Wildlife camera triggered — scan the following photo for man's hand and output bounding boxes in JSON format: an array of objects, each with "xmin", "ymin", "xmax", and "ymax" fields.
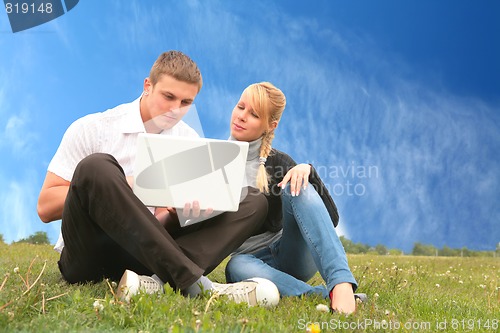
[
  {"xmin": 180, "ymin": 201, "xmax": 214, "ymax": 224},
  {"xmin": 155, "ymin": 207, "xmax": 180, "ymax": 234},
  {"xmin": 126, "ymin": 176, "xmax": 134, "ymax": 188},
  {"xmin": 156, "ymin": 201, "xmax": 214, "ymax": 231}
]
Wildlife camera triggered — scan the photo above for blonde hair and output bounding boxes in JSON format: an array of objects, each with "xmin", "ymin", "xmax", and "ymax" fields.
[
  {"xmin": 244, "ymin": 82, "xmax": 286, "ymax": 193},
  {"xmin": 149, "ymin": 51, "xmax": 203, "ymax": 92}
]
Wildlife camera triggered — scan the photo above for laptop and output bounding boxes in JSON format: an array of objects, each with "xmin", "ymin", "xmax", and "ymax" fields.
[{"xmin": 133, "ymin": 133, "xmax": 249, "ymax": 217}]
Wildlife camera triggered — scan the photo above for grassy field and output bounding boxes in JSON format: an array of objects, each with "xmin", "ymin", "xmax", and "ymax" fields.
[{"xmin": 0, "ymin": 242, "xmax": 498, "ymax": 332}]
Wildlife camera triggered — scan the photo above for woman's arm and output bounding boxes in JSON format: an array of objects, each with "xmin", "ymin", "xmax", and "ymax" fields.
[{"xmin": 270, "ymin": 149, "xmax": 339, "ymax": 227}]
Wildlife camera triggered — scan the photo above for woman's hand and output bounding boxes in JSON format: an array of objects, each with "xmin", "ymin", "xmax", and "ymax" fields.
[{"xmin": 278, "ymin": 164, "xmax": 311, "ymax": 196}]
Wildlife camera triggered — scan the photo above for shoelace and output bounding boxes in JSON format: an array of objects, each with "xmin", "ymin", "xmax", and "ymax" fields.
[
  {"xmin": 216, "ymin": 283, "xmax": 255, "ymax": 304},
  {"xmin": 140, "ymin": 278, "xmax": 161, "ymax": 293}
]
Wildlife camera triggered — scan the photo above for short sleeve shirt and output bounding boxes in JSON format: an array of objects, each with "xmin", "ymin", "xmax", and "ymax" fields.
[
  {"xmin": 50, "ymin": 97, "xmax": 199, "ymax": 252},
  {"xmin": 48, "ymin": 97, "xmax": 199, "ymax": 180}
]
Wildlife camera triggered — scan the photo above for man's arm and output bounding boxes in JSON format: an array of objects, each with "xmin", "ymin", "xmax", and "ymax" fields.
[{"xmin": 37, "ymin": 172, "xmax": 70, "ymax": 223}]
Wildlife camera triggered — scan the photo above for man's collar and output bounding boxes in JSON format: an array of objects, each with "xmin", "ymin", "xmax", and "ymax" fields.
[{"xmin": 120, "ymin": 97, "xmax": 146, "ymax": 134}]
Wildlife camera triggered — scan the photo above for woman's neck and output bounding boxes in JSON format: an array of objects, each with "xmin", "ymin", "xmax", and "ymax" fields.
[{"xmin": 229, "ymin": 136, "xmax": 262, "ymax": 161}]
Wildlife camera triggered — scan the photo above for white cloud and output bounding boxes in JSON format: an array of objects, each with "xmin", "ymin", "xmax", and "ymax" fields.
[
  {"xmin": 0, "ymin": 170, "xmax": 60, "ymax": 244},
  {"xmin": 0, "ymin": 84, "xmax": 5, "ymax": 117},
  {"xmin": 121, "ymin": 0, "xmax": 498, "ymax": 249},
  {"xmin": 2, "ymin": 0, "xmax": 496, "ymax": 250},
  {"xmin": 1, "ymin": 180, "xmax": 30, "ymax": 240},
  {"xmin": 0, "ymin": 39, "xmax": 51, "ymax": 243},
  {"xmin": 106, "ymin": 0, "xmax": 163, "ymax": 52},
  {"xmin": 0, "ymin": 12, "xmax": 11, "ymax": 32},
  {"xmin": 326, "ymin": 77, "xmax": 499, "ymax": 249},
  {"xmin": 1, "ymin": 111, "xmax": 39, "ymax": 156},
  {"xmin": 178, "ymin": 3, "xmax": 499, "ymax": 250},
  {"xmin": 0, "ymin": 153, "xmax": 60, "ymax": 243}
]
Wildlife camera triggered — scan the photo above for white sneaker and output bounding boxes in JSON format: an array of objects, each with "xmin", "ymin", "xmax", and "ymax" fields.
[
  {"xmin": 212, "ymin": 277, "xmax": 280, "ymax": 307},
  {"xmin": 116, "ymin": 269, "xmax": 164, "ymax": 302}
]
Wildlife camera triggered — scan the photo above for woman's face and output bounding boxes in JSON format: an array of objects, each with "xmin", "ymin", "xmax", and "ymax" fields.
[{"xmin": 230, "ymin": 91, "xmax": 267, "ymax": 142}]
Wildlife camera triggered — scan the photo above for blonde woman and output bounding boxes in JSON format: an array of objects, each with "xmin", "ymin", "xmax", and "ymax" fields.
[{"xmin": 226, "ymin": 82, "xmax": 363, "ymax": 314}]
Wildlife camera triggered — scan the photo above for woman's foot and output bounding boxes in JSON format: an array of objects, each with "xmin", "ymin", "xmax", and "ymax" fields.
[{"xmin": 329, "ymin": 282, "xmax": 356, "ymax": 314}]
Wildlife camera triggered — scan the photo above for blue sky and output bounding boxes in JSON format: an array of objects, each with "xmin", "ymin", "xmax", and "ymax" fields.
[{"xmin": 0, "ymin": 0, "xmax": 498, "ymax": 252}]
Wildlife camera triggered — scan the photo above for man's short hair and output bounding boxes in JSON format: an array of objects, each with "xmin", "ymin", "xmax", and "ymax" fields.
[{"xmin": 149, "ymin": 51, "xmax": 203, "ymax": 92}]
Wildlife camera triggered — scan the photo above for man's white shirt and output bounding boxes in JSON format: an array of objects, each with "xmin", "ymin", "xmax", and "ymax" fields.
[{"xmin": 49, "ymin": 97, "xmax": 198, "ymax": 252}]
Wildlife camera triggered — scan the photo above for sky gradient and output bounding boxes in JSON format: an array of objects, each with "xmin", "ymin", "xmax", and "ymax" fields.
[{"xmin": 1, "ymin": 0, "xmax": 499, "ymax": 252}]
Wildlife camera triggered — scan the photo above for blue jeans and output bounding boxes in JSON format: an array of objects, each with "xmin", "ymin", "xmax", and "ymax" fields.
[{"xmin": 225, "ymin": 184, "xmax": 357, "ymax": 298}]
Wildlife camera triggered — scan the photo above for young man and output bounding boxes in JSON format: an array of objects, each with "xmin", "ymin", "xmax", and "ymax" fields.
[{"xmin": 37, "ymin": 51, "xmax": 277, "ymax": 305}]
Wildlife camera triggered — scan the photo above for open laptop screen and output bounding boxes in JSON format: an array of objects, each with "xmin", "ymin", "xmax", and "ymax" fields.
[{"xmin": 133, "ymin": 133, "xmax": 249, "ymax": 214}]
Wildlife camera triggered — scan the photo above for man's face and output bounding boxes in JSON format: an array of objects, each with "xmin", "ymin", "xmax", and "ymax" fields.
[{"xmin": 141, "ymin": 74, "xmax": 199, "ymax": 132}]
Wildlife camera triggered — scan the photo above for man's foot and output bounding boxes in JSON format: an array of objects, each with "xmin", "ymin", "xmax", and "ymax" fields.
[
  {"xmin": 329, "ymin": 282, "xmax": 356, "ymax": 314},
  {"xmin": 116, "ymin": 269, "xmax": 164, "ymax": 302},
  {"xmin": 212, "ymin": 277, "xmax": 280, "ymax": 307}
]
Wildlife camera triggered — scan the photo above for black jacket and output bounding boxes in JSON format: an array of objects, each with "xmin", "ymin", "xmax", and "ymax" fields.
[{"xmin": 261, "ymin": 148, "xmax": 340, "ymax": 233}]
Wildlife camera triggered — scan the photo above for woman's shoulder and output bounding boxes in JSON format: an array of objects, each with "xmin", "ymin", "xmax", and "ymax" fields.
[
  {"xmin": 266, "ymin": 148, "xmax": 297, "ymax": 182},
  {"xmin": 268, "ymin": 148, "xmax": 295, "ymax": 165}
]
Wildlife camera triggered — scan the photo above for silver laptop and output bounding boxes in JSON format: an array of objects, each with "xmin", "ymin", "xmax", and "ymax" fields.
[{"xmin": 133, "ymin": 133, "xmax": 249, "ymax": 215}]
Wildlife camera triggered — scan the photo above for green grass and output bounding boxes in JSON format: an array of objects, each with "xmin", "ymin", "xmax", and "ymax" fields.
[{"xmin": 1, "ymin": 242, "xmax": 498, "ymax": 332}]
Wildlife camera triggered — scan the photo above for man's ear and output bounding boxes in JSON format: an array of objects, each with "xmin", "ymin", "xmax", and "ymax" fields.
[{"xmin": 143, "ymin": 77, "xmax": 152, "ymax": 92}]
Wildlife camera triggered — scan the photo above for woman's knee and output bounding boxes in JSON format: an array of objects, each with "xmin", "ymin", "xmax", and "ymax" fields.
[
  {"xmin": 225, "ymin": 254, "xmax": 261, "ymax": 283},
  {"xmin": 282, "ymin": 183, "xmax": 319, "ymax": 199}
]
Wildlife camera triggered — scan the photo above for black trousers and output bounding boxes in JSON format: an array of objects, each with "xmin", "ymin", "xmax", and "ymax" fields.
[{"xmin": 58, "ymin": 153, "xmax": 267, "ymax": 290}]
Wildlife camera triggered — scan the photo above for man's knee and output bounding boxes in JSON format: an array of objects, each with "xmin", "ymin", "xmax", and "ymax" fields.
[
  {"xmin": 73, "ymin": 153, "xmax": 123, "ymax": 183},
  {"xmin": 240, "ymin": 187, "xmax": 268, "ymax": 217},
  {"xmin": 76, "ymin": 153, "xmax": 117, "ymax": 171}
]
